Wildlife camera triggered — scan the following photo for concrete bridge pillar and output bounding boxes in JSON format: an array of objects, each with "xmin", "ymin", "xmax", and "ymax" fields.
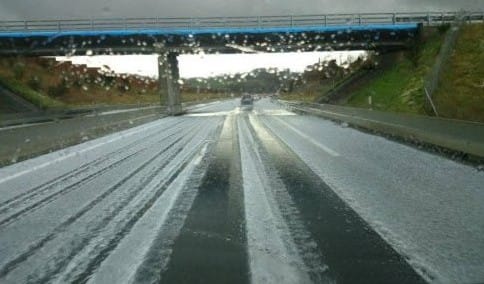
[{"xmin": 158, "ymin": 51, "xmax": 182, "ymax": 115}]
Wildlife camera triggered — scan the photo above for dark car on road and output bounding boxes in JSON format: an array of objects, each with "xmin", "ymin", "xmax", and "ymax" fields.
[{"xmin": 240, "ymin": 94, "xmax": 254, "ymax": 110}]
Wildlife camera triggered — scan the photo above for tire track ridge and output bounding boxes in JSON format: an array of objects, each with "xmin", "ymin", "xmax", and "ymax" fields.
[
  {"xmin": 135, "ymin": 116, "xmax": 230, "ymax": 284},
  {"xmin": 0, "ymin": 126, "xmax": 195, "ymax": 279},
  {"xmin": 0, "ymin": 152, "xmax": 139, "ymax": 229},
  {"xmin": 68, "ymin": 122, "xmax": 218, "ymax": 284},
  {"xmin": 246, "ymin": 114, "xmax": 332, "ymax": 283},
  {"xmin": 0, "ymin": 120, "xmax": 198, "ymax": 228},
  {"xmin": 158, "ymin": 114, "xmax": 250, "ymax": 284},
  {"xmin": 23, "ymin": 120, "xmax": 212, "ymax": 283},
  {"xmin": 237, "ymin": 116, "xmax": 313, "ymax": 284},
  {"xmin": 0, "ymin": 118, "xmax": 189, "ymax": 211},
  {"xmin": 257, "ymin": 115, "xmax": 426, "ymax": 284}
]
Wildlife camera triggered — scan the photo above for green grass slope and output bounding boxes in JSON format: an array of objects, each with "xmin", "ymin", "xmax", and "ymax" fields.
[
  {"xmin": 346, "ymin": 28, "xmax": 445, "ymax": 114},
  {"xmin": 433, "ymin": 23, "xmax": 484, "ymax": 122}
]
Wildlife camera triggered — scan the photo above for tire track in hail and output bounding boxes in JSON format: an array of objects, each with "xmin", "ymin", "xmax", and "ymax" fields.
[
  {"xmin": 246, "ymin": 114, "xmax": 333, "ymax": 283},
  {"xmin": 130, "ymin": 147, "xmax": 212, "ymax": 284},
  {"xmin": 237, "ymin": 115, "xmax": 314, "ymax": 284},
  {"xmin": 61, "ymin": 120, "xmax": 220, "ymax": 284},
  {"xmin": 156, "ymin": 114, "xmax": 248, "ymax": 284},
  {"xmin": 18, "ymin": 120, "xmax": 215, "ymax": 284},
  {"xmin": 0, "ymin": 118, "xmax": 189, "ymax": 214},
  {"xmin": 0, "ymin": 152, "xmax": 139, "ymax": 228},
  {"xmin": 257, "ymin": 114, "xmax": 426, "ymax": 284},
  {"xmin": 0, "ymin": 119, "xmax": 196, "ymax": 229},
  {"xmin": 0, "ymin": 121, "xmax": 200, "ymax": 280},
  {"xmin": 0, "ymin": 135, "xmax": 182, "ymax": 280}
]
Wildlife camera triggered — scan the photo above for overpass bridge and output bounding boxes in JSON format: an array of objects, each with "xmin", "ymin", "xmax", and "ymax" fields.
[{"xmin": 0, "ymin": 11, "xmax": 482, "ymax": 114}]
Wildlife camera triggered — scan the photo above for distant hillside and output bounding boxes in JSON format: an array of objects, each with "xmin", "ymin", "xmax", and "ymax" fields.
[
  {"xmin": 0, "ymin": 57, "xmax": 160, "ymax": 108},
  {"xmin": 182, "ymin": 68, "xmax": 300, "ymax": 94}
]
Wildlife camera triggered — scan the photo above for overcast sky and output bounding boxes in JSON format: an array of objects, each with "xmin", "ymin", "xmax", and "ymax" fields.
[{"xmin": 0, "ymin": 0, "xmax": 482, "ymax": 20}]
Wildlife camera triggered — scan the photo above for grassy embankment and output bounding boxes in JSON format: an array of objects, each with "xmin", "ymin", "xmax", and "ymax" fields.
[
  {"xmin": 346, "ymin": 28, "xmax": 444, "ymax": 114},
  {"xmin": 0, "ymin": 57, "xmax": 159, "ymax": 108},
  {"xmin": 432, "ymin": 23, "xmax": 484, "ymax": 122},
  {"xmin": 0, "ymin": 75, "xmax": 64, "ymax": 109},
  {"xmin": 346, "ymin": 24, "xmax": 484, "ymax": 122},
  {"xmin": 279, "ymin": 55, "xmax": 370, "ymax": 103}
]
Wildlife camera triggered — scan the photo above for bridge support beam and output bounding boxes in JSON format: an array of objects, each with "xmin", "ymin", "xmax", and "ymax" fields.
[{"xmin": 158, "ymin": 51, "xmax": 182, "ymax": 115}]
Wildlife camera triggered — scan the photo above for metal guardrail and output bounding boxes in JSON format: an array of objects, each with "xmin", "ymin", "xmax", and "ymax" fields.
[{"xmin": 0, "ymin": 12, "xmax": 482, "ymax": 33}]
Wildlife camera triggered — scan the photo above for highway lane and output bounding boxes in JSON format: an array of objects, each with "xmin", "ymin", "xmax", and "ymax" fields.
[{"xmin": 0, "ymin": 98, "xmax": 483, "ymax": 283}]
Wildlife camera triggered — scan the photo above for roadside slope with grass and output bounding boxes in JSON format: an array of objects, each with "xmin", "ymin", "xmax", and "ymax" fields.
[
  {"xmin": 433, "ymin": 23, "xmax": 484, "ymax": 122},
  {"xmin": 280, "ymin": 56, "xmax": 369, "ymax": 102},
  {"xmin": 345, "ymin": 24, "xmax": 484, "ymax": 123},
  {"xmin": 345, "ymin": 27, "xmax": 445, "ymax": 115},
  {"xmin": 0, "ymin": 57, "xmax": 161, "ymax": 109},
  {"xmin": 0, "ymin": 71, "xmax": 64, "ymax": 110}
]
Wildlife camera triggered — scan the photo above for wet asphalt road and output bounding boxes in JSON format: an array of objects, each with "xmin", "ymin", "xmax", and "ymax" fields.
[{"xmin": 0, "ymin": 98, "xmax": 483, "ymax": 283}]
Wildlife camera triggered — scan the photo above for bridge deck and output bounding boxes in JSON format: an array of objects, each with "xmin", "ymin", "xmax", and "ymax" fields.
[
  {"xmin": 0, "ymin": 23, "xmax": 419, "ymax": 38},
  {"xmin": 4, "ymin": 11, "xmax": 481, "ymax": 55}
]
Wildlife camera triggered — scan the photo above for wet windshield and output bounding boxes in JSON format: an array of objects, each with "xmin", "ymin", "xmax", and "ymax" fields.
[{"xmin": 0, "ymin": 1, "xmax": 483, "ymax": 283}]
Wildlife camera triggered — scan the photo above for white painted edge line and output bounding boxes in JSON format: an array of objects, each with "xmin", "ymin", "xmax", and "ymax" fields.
[
  {"xmin": 0, "ymin": 106, "xmax": 159, "ymax": 131},
  {"xmin": 184, "ymin": 111, "xmax": 232, "ymax": 117},
  {"xmin": 0, "ymin": 120, "xmax": 56, "ymax": 131},
  {"xmin": 272, "ymin": 116, "xmax": 340, "ymax": 157},
  {"xmin": 185, "ymin": 100, "xmax": 221, "ymax": 111}
]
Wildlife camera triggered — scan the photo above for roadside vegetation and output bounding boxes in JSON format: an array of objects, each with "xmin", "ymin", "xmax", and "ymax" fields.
[
  {"xmin": 0, "ymin": 75, "xmax": 64, "ymax": 109},
  {"xmin": 0, "ymin": 57, "xmax": 160, "ymax": 109},
  {"xmin": 344, "ymin": 24, "xmax": 484, "ymax": 123},
  {"xmin": 433, "ymin": 23, "xmax": 484, "ymax": 122},
  {"xmin": 345, "ymin": 27, "xmax": 445, "ymax": 114},
  {"xmin": 279, "ymin": 56, "xmax": 370, "ymax": 103}
]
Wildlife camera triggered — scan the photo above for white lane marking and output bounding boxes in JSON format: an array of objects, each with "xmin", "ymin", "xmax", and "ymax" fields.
[
  {"xmin": 192, "ymin": 142, "xmax": 209, "ymax": 165},
  {"xmin": 185, "ymin": 106, "xmax": 245, "ymax": 117},
  {"xmin": 0, "ymin": 120, "xmax": 55, "ymax": 131},
  {"xmin": 185, "ymin": 100, "xmax": 221, "ymax": 111},
  {"xmin": 85, "ymin": 106, "xmax": 159, "ymax": 117},
  {"xmin": 185, "ymin": 111, "xmax": 232, "ymax": 117},
  {"xmin": 253, "ymin": 109, "xmax": 297, "ymax": 116},
  {"xmin": 272, "ymin": 116, "xmax": 340, "ymax": 157},
  {"xmin": 0, "ymin": 107, "xmax": 158, "ymax": 131},
  {"xmin": 238, "ymin": 117, "xmax": 312, "ymax": 284},
  {"xmin": 0, "ymin": 117, "xmax": 164, "ymax": 185}
]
